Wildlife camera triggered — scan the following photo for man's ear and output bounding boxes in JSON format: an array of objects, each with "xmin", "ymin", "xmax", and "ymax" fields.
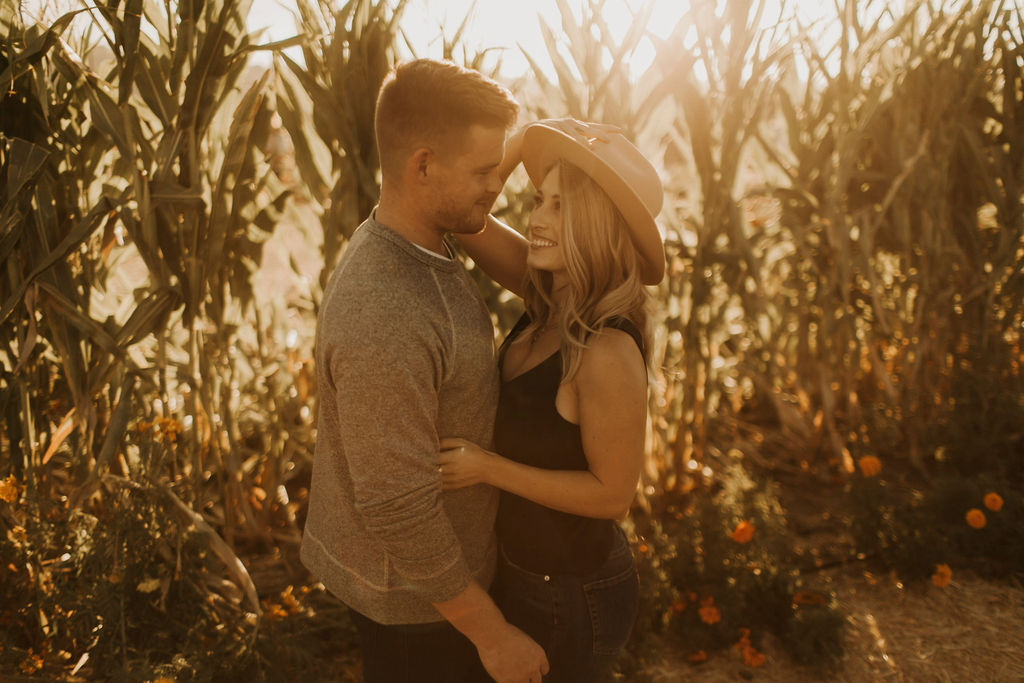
[{"xmin": 410, "ymin": 147, "xmax": 433, "ymax": 181}]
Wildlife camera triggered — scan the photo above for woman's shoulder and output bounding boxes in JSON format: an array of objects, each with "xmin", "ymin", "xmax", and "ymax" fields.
[
  {"xmin": 584, "ymin": 325, "xmax": 643, "ymax": 359},
  {"xmin": 574, "ymin": 328, "xmax": 647, "ymax": 403},
  {"xmin": 603, "ymin": 317, "xmax": 644, "ymax": 354},
  {"xmin": 578, "ymin": 325, "xmax": 646, "ymax": 380}
]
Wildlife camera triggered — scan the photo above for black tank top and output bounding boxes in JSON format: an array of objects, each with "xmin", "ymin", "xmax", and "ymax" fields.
[{"xmin": 494, "ymin": 313, "xmax": 644, "ymax": 576}]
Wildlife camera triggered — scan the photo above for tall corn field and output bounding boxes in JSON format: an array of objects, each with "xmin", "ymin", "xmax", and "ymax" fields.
[{"xmin": 1, "ymin": 0, "xmax": 1022, "ymax": 677}]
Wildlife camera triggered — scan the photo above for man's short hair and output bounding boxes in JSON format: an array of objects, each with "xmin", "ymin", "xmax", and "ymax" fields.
[{"xmin": 375, "ymin": 59, "xmax": 519, "ymax": 182}]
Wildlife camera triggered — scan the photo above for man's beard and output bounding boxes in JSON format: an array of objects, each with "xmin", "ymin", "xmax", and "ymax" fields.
[{"xmin": 435, "ymin": 195, "xmax": 494, "ymax": 235}]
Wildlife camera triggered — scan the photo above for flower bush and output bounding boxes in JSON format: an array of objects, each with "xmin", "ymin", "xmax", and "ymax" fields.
[
  {"xmin": 623, "ymin": 461, "xmax": 844, "ymax": 675},
  {"xmin": 848, "ymin": 468, "xmax": 1024, "ymax": 583}
]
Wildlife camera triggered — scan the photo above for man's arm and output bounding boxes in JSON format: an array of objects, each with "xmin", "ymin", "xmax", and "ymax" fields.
[
  {"xmin": 434, "ymin": 581, "xmax": 549, "ymax": 682},
  {"xmin": 328, "ymin": 277, "xmax": 546, "ymax": 681}
]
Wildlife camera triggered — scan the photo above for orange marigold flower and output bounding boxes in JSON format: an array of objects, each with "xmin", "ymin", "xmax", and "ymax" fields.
[
  {"xmin": 730, "ymin": 520, "xmax": 755, "ymax": 544},
  {"xmin": 0, "ymin": 475, "xmax": 21, "ymax": 503},
  {"xmin": 735, "ymin": 626, "xmax": 765, "ymax": 666},
  {"xmin": 742, "ymin": 645, "xmax": 766, "ymax": 668},
  {"xmin": 687, "ymin": 650, "xmax": 708, "ymax": 663},
  {"xmin": 931, "ymin": 564, "xmax": 953, "ymax": 588},
  {"xmin": 669, "ymin": 600, "xmax": 687, "ymax": 614},
  {"xmin": 698, "ymin": 604, "xmax": 721, "ymax": 625},
  {"xmin": 984, "ymin": 492, "xmax": 1003, "ymax": 512},
  {"xmin": 792, "ymin": 591, "xmax": 826, "ymax": 607},
  {"xmin": 965, "ymin": 508, "xmax": 987, "ymax": 529},
  {"xmin": 857, "ymin": 455, "xmax": 882, "ymax": 477}
]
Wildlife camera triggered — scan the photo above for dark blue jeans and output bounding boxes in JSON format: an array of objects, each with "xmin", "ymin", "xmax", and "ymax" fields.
[
  {"xmin": 349, "ymin": 608, "xmax": 491, "ymax": 683},
  {"xmin": 497, "ymin": 528, "xmax": 640, "ymax": 682}
]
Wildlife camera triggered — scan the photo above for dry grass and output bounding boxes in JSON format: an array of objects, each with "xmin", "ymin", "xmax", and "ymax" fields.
[{"xmin": 638, "ymin": 569, "xmax": 1024, "ymax": 682}]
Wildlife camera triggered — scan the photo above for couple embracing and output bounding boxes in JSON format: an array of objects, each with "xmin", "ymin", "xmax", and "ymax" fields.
[{"xmin": 301, "ymin": 58, "xmax": 665, "ymax": 683}]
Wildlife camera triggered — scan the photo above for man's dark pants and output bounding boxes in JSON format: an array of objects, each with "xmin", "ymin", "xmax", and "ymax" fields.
[{"xmin": 349, "ymin": 609, "xmax": 492, "ymax": 682}]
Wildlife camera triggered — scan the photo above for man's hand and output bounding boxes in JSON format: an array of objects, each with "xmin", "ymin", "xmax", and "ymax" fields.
[
  {"xmin": 433, "ymin": 581, "xmax": 548, "ymax": 682},
  {"xmin": 475, "ymin": 621, "xmax": 549, "ymax": 683}
]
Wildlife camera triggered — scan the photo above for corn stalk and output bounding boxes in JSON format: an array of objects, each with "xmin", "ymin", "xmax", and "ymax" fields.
[{"xmin": 274, "ymin": 0, "xmax": 406, "ymax": 293}]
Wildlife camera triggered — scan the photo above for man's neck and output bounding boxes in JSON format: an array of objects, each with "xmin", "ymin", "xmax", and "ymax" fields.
[{"xmin": 375, "ymin": 190, "xmax": 447, "ymax": 256}]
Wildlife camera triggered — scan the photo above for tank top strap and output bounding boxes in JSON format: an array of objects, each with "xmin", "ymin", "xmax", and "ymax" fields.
[{"xmin": 604, "ymin": 317, "xmax": 645, "ymax": 358}]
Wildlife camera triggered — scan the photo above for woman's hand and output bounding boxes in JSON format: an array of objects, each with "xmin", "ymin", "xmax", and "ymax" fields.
[{"xmin": 438, "ymin": 437, "xmax": 496, "ymax": 490}]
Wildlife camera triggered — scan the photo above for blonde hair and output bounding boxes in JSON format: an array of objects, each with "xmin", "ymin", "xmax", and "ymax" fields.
[{"xmin": 522, "ymin": 160, "xmax": 652, "ymax": 380}]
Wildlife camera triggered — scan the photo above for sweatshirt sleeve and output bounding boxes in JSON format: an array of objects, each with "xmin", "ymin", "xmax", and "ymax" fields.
[{"xmin": 324, "ymin": 292, "xmax": 471, "ymax": 603}]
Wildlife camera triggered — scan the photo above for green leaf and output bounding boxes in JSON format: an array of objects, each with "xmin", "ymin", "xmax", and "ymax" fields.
[
  {"xmin": 83, "ymin": 76, "xmax": 132, "ymax": 159},
  {"xmin": 118, "ymin": 0, "xmax": 144, "ymax": 105},
  {"xmin": 207, "ymin": 70, "xmax": 269, "ymax": 276},
  {"xmin": 0, "ymin": 197, "xmax": 113, "ymax": 325},
  {"xmin": 115, "ymin": 286, "xmax": 183, "ymax": 348}
]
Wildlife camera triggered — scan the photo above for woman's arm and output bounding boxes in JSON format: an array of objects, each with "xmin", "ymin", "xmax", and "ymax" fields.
[
  {"xmin": 455, "ymin": 126, "xmax": 529, "ymax": 296},
  {"xmin": 458, "ymin": 215, "xmax": 529, "ymax": 296},
  {"xmin": 439, "ymin": 330, "xmax": 647, "ymax": 519}
]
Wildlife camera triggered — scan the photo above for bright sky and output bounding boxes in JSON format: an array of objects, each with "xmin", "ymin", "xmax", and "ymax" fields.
[
  {"xmin": 247, "ymin": 0, "xmax": 691, "ymax": 74},
  {"xmin": 248, "ymin": 0, "xmax": 836, "ymax": 76},
  {"xmin": 23, "ymin": 0, "xmax": 838, "ymax": 78}
]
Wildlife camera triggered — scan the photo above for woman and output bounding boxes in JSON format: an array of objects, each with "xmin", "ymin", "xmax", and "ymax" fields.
[{"xmin": 439, "ymin": 118, "xmax": 665, "ymax": 681}]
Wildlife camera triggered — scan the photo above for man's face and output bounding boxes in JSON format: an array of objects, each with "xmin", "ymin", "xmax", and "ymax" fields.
[{"xmin": 427, "ymin": 124, "xmax": 506, "ymax": 235}]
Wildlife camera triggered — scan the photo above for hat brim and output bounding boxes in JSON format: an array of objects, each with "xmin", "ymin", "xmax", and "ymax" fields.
[{"xmin": 520, "ymin": 122, "xmax": 665, "ymax": 285}]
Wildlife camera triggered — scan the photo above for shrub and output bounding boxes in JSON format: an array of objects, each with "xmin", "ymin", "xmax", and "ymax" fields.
[{"xmin": 626, "ymin": 460, "xmax": 844, "ymax": 673}]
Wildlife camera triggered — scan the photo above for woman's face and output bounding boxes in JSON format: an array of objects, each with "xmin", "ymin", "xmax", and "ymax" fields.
[{"xmin": 526, "ymin": 165, "xmax": 568, "ymax": 283}]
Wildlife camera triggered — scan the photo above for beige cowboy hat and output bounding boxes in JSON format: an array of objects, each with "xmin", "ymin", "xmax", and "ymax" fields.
[{"xmin": 520, "ymin": 118, "xmax": 665, "ymax": 285}]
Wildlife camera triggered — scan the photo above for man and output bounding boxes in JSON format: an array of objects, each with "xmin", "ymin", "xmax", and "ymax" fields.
[{"xmin": 300, "ymin": 59, "xmax": 549, "ymax": 683}]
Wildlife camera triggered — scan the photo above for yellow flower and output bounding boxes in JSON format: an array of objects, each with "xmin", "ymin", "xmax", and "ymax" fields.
[
  {"xmin": 965, "ymin": 508, "xmax": 987, "ymax": 529},
  {"xmin": 730, "ymin": 520, "xmax": 755, "ymax": 544},
  {"xmin": 857, "ymin": 456, "xmax": 882, "ymax": 477},
  {"xmin": 0, "ymin": 475, "xmax": 21, "ymax": 503},
  {"xmin": 932, "ymin": 564, "xmax": 952, "ymax": 588},
  {"xmin": 156, "ymin": 418, "xmax": 182, "ymax": 444},
  {"xmin": 280, "ymin": 586, "xmax": 302, "ymax": 615},
  {"xmin": 20, "ymin": 650, "xmax": 43, "ymax": 674},
  {"xmin": 984, "ymin": 493, "xmax": 1003, "ymax": 512}
]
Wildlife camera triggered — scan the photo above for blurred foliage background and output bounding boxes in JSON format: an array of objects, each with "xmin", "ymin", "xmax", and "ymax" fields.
[{"xmin": 1, "ymin": 0, "xmax": 1022, "ymax": 679}]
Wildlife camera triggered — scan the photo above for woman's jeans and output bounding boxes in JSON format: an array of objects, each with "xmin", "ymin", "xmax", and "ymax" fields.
[{"xmin": 497, "ymin": 527, "xmax": 640, "ymax": 682}]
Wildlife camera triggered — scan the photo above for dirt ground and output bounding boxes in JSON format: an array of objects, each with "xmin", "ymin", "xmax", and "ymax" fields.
[{"xmin": 636, "ymin": 568, "xmax": 1024, "ymax": 682}]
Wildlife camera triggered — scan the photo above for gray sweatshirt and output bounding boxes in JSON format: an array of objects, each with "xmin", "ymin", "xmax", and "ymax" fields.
[{"xmin": 301, "ymin": 216, "xmax": 500, "ymax": 625}]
